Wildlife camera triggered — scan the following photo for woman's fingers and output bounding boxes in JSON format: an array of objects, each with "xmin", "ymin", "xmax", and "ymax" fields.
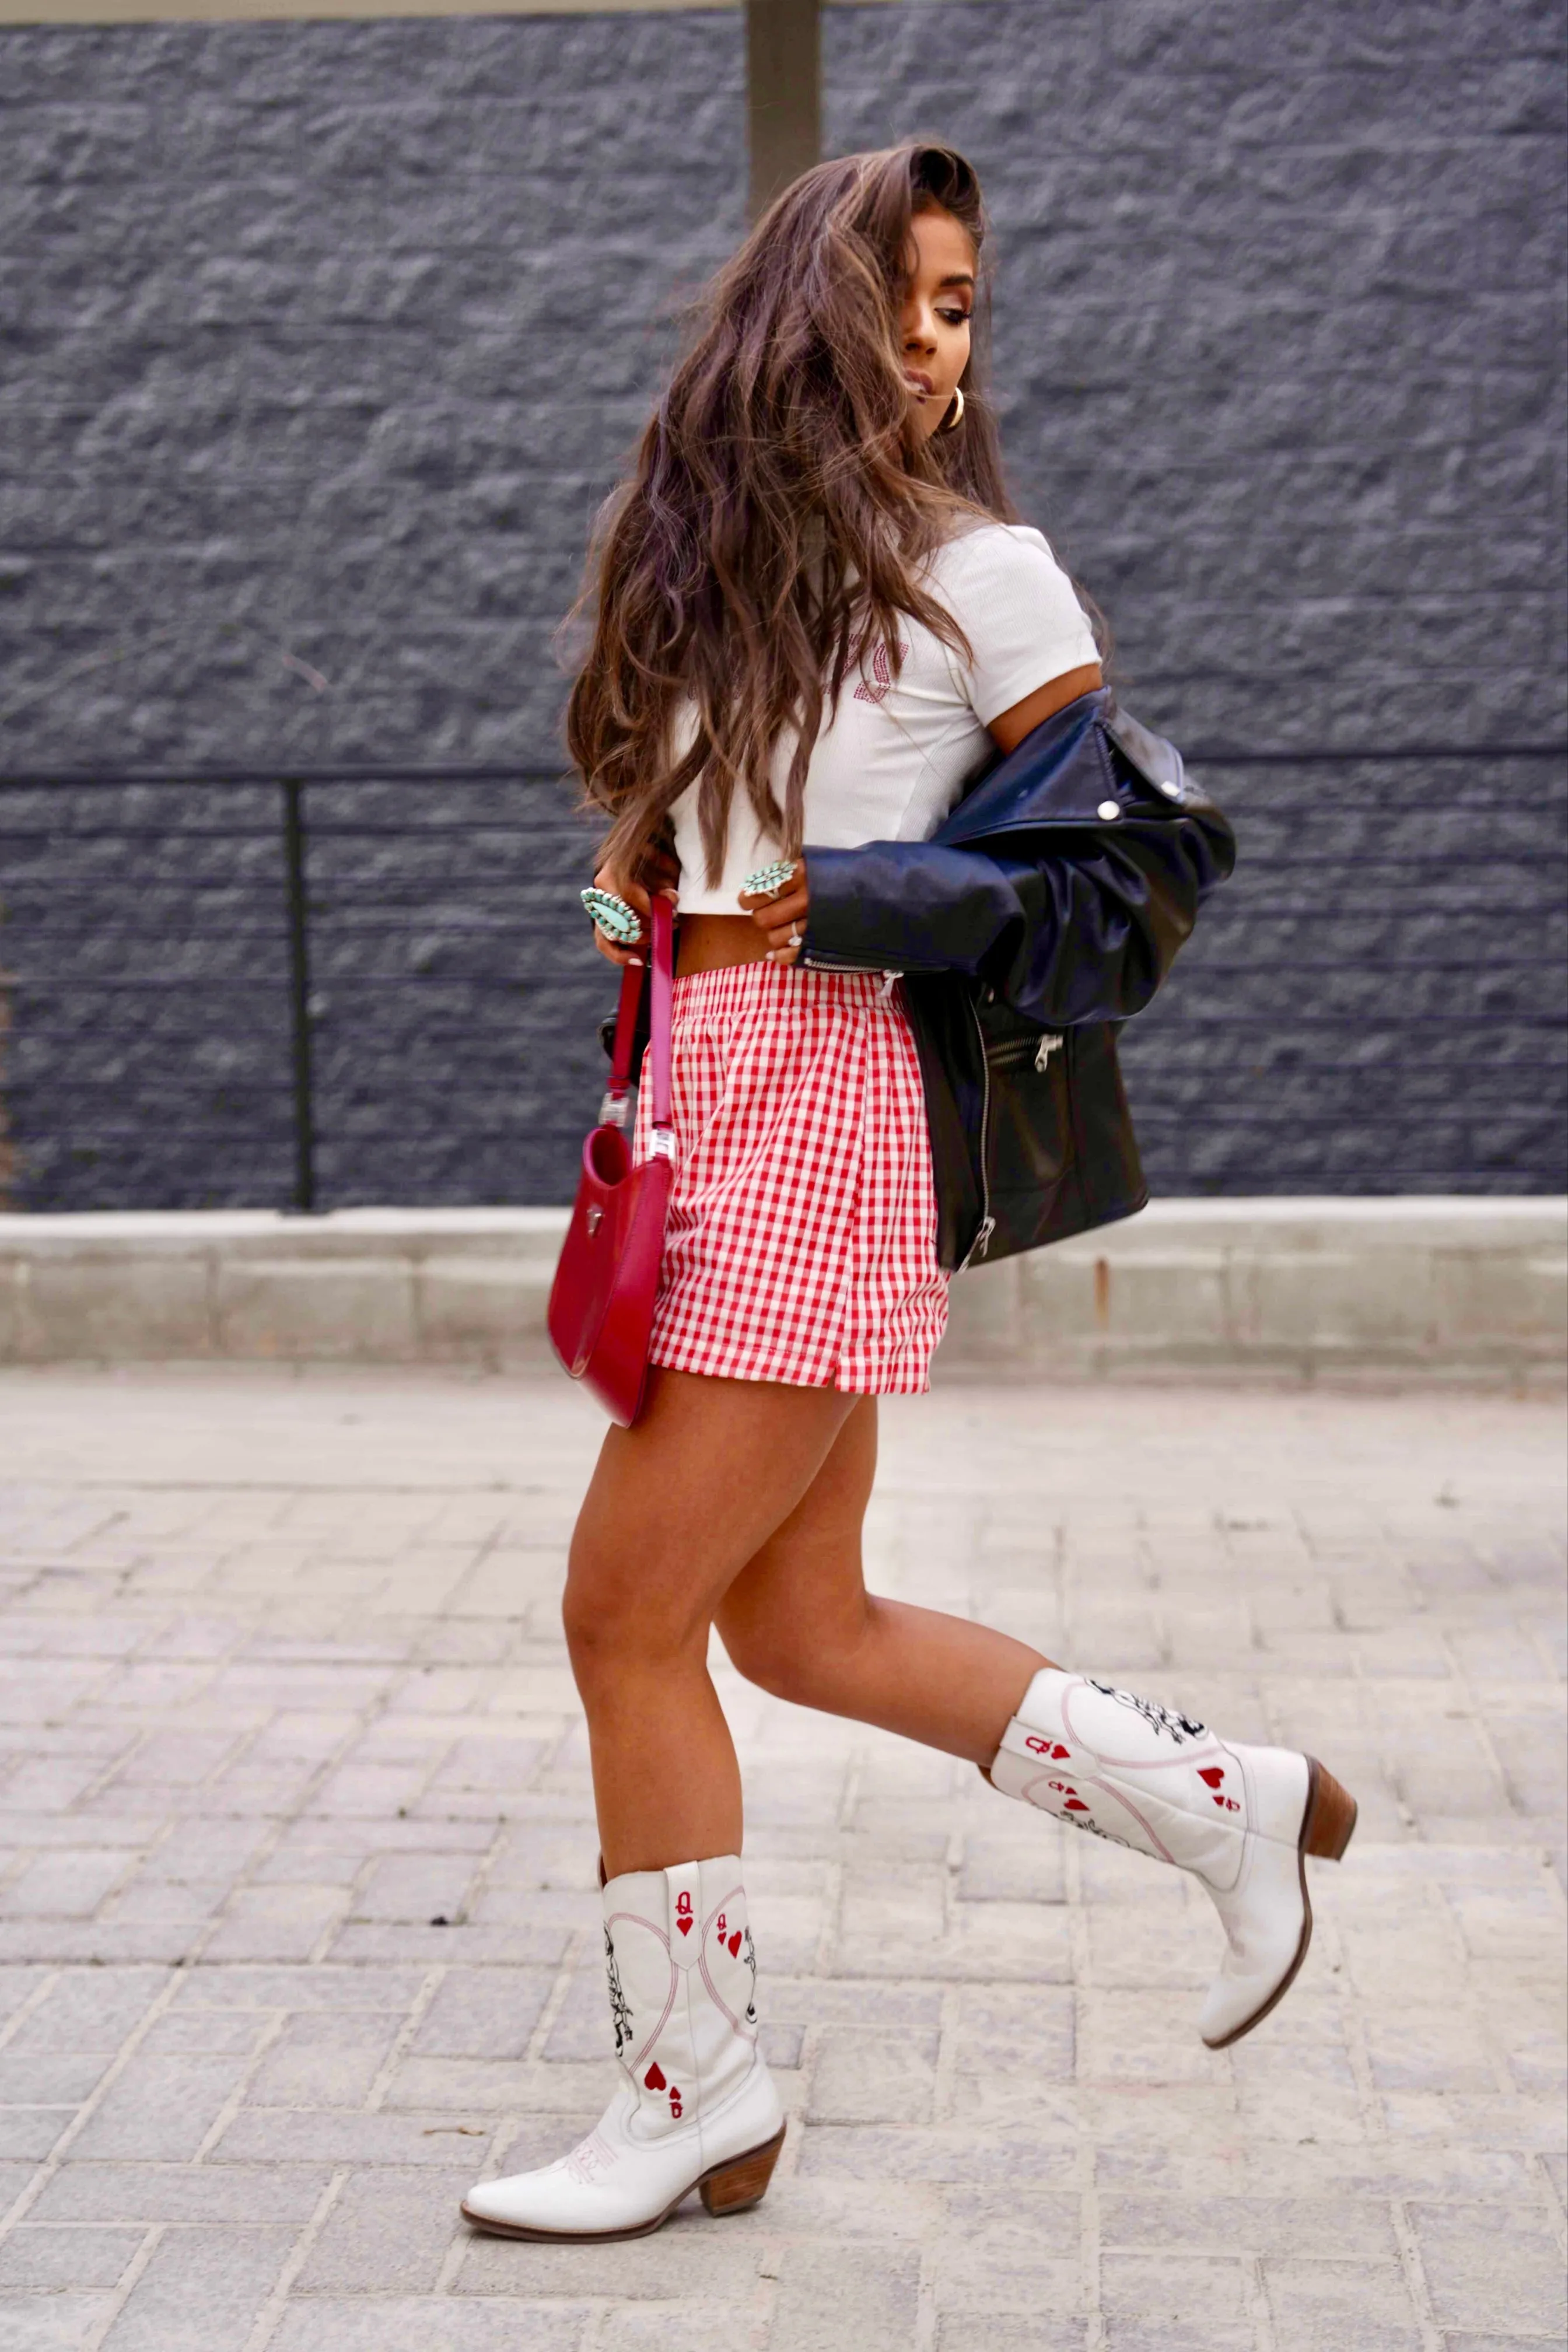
[
  {"xmin": 737, "ymin": 880, "xmax": 810, "ymax": 964},
  {"xmin": 588, "ymin": 864, "xmax": 656, "ymax": 958},
  {"xmin": 594, "ymin": 867, "xmax": 652, "ymax": 919},
  {"xmin": 736, "ymin": 876, "xmax": 809, "ymax": 965},
  {"xmin": 740, "ymin": 883, "xmax": 808, "ymax": 929}
]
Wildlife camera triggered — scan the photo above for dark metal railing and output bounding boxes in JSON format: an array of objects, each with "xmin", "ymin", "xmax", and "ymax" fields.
[
  {"xmin": 281, "ymin": 778, "xmax": 316, "ymax": 1213},
  {"xmin": 1, "ymin": 743, "xmax": 1565, "ymax": 1213},
  {"xmin": 0, "ymin": 761, "xmax": 585, "ymax": 1213}
]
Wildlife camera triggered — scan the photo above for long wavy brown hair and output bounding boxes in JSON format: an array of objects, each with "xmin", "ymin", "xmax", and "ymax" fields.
[{"xmin": 566, "ymin": 141, "xmax": 1017, "ymax": 890}]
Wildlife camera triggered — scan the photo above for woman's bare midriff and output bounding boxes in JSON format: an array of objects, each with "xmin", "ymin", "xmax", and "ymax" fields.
[{"xmin": 675, "ymin": 914, "xmax": 778, "ymax": 977}]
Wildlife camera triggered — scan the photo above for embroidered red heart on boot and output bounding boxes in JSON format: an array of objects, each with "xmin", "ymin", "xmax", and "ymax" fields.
[
  {"xmin": 727, "ymin": 1931, "xmax": 742, "ymax": 1958},
  {"xmin": 644, "ymin": 2062, "xmax": 666, "ymax": 2091},
  {"xmin": 1064, "ymin": 1798, "xmax": 1090, "ymax": 1813},
  {"xmin": 676, "ymin": 1917, "xmax": 693, "ymax": 1936},
  {"xmin": 1199, "ymin": 1766, "xmax": 1226, "ymax": 1787}
]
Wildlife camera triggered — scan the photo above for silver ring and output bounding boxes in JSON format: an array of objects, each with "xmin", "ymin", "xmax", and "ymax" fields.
[{"xmin": 789, "ymin": 925, "xmax": 802, "ymax": 947}]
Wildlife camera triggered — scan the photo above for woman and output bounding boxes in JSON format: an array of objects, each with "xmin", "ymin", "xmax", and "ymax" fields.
[{"xmin": 462, "ymin": 143, "xmax": 1356, "ymax": 2245}]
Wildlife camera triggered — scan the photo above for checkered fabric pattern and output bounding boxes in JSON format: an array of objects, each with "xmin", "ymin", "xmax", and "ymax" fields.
[{"xmin": 630, "ymin": 960, "xmax": 950, "ymax": 1392}]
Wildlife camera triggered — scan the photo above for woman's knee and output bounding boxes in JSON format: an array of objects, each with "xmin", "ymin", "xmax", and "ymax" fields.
[
  {"xmin": 721, "ymin": 1628, "xmax": 808, "ymax": 1705},
  {"xmin": 721, "ymin": 1604, "xmax": 869, "ymax": 1710},
  {"xmin": 562, "ymin": 1530, "xmax": 703, "ymax": 1685}
]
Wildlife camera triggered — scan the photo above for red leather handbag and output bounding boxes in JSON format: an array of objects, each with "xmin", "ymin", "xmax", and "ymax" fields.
[{"xmin": 547, "ymin": 893, "xmax": 676, "ymax": 1427}]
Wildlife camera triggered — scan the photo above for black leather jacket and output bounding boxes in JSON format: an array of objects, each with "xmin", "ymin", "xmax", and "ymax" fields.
[
  {"xmin": 798, "ymin": 689, "xmax": 1236, "ymax": 1270},
  {"xmin": 600, "ymin": 690, "xmax": 1234, "ymax": 1271}
]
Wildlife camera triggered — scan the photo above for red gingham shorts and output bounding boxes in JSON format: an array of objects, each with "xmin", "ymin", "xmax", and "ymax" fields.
[{"xmin": 630, "ymin": 960, "xmax": 950, "ymax": 1393}]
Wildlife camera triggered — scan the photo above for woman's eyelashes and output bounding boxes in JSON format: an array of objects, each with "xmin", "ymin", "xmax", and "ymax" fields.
[{"xmin": 937, "ymin": 309, "xmax": 971, "ymax": 328}]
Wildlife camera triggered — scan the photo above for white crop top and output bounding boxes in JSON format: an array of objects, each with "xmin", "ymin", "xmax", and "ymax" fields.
[{"xmin": 668, "ymin": 521, "xmax": 1098, "ymax": 913}]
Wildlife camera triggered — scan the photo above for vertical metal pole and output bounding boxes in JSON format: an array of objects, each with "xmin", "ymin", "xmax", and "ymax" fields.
[
  {"xmin": 747, "ymin": 0, "xmax": 820, "ymax": 221},
  {"xmin": 281, "ymin": 777, "xmax": 317, "ymax": 1214}
]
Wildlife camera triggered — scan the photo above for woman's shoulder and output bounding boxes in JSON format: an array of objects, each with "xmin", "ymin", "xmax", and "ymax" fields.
[
  {"xmin": 928, "ymin": 516, "xmax": 1072, "ymax": 591},
  {"xmin": 925, "ymin": 516, "xmax": 1092, "ymax": 641},
  {"xmin": 920, "ymin": 515, "xmax": 1100, "ymax": 716}
]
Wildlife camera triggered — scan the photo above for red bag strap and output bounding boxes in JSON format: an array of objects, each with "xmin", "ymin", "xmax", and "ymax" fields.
[{"xmin": 603, "ymin": 894, "xmax": 674, "ymax": 1144}]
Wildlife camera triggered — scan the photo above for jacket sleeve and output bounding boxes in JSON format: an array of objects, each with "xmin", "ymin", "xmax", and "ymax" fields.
[{"xmin": 802, "ymin": 810, "xmax": 1234, "ymax": 1028}]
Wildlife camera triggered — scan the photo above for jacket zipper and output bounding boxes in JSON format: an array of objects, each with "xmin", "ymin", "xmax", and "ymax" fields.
[
  {"xmin": 956, "ymin": 989, "xmax": 996, "ymax": 1270},
  {"xmin": 802, "ymin": 949, "xmax": 943, "ymax": 977}
]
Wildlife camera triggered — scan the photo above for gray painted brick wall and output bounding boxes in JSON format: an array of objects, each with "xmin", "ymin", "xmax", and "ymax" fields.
[{"xmin": 1, "ymin": 0, "xmax": 1564, "ymax": 1209}]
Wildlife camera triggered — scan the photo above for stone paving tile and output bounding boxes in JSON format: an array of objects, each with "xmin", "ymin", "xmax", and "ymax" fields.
[
  {"xmin": 100, "ymin": 2224, "xmax": 295, "ymax": 2351},
  {"xmin": 596, "ymin": 2307, "xmax": 772, "ymax": 2350},
  {"xmin": 0, "ymin": 2291, "xmax": 120, "ymax": 2347},
  {"xmin": 271, "ymin": 2301, "xmax": 590, "ymax": 2350},
  {"xmin": 71, "ymin": 2053, "xmax": 253, "ymax": 2162},
  {"xmin": 1259, "ymin": 2256, "xmax": 1426, "ymax": 2350},
  {"xmin": 0, "ymin": 1368, "xmax": 1562, "ymax": 2351},
  {"xmin": 936, "ymin": 2324, "xmax": 1089, "ymax": 2352},
  {"xmin": 0, "ymin": 2227, "xmax": 145, "ymax": 2290},
  {"xmin": 1442, "ymin": 2338, "xmax": 1568, "ymax": 2352},
  {"xmin": 1410, "ymin": 2200, "xmax": 1568, "ymax": 2335},
  {"xmin": 295, "ymin": 2163, "xmax": 478, "ymax": 2292},
  {"xmin": 769, "ymin": 2242, "xmax": 919, "ymax": 2351}
]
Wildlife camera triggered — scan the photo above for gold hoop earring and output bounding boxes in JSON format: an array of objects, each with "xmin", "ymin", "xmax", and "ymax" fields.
[{"xmin": 940, "ymin": 385, "xmax": 965, "ymax": 433}]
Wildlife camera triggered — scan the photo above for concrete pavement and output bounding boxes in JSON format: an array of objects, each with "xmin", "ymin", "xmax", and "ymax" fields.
[{"xmin": 0, "ymin": 1366, "xmax": 1562, "ymax": 2350}]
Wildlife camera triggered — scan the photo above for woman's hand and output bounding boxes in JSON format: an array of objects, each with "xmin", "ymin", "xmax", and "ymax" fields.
[
  {"xmin": 738, "ymin": 859, "xmax": 810, "ymax": 965},
  {"xmin": 587, "ymin": 849, "xmax": 679, "ymax": 968}
]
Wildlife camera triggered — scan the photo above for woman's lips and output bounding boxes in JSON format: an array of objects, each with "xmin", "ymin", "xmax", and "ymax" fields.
[{"xmin": 904, "ymin": 370, "xmax": 935, "ymax": 398}]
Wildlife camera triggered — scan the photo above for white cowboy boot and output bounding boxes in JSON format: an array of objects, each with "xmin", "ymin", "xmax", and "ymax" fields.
[
  {"xmin": 989, "ymin": 1670, "xmax": 1357, "ymax": 2048},
  {"xmin": 461, "ymin": 1854, "xmax": 785, "ymax": 2241}
]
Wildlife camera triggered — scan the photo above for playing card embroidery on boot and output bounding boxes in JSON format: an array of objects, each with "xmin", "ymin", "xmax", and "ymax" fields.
[
  {"xmin": 701, "ymin": 1892, "xmax": 762, "ymax": 2037},
  {"xmin": 643, "ymin": 2059, "xmax": 683, "ymax": 2120},
  {"xmin": 461, "ymin": 1856, "xmax": 785, "ymax": 2242},
  {"xmin": 1085, "ymin": 1679, "xmax": 1207, "ymax": 1749},
  {"xmin": 604, "ymin": 1926, "xmax": 634, "ymax": 2059},
  {"xmin": 989, "ymin": 1669, "xmax": 1358, "ymax": 2049}
]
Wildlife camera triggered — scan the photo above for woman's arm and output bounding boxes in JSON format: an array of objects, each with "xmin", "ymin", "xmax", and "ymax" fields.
[
  {"xmin": 743, "ymin": 663, "xmax": 1108, "ymax": 967},
  {"xmin": 799, "ymin": 697, "xmax": 1236, "ymax": 1027},
  {"xmin": 986, "ymin": 663, "xmax": 1102, "ymax": 755}
]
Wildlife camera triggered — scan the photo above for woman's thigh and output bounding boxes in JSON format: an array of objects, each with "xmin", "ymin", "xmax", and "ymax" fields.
[
  {"xmin": 713, "ymin": 1396, "xmax": 881, "ymax": 1682},
  {"xmin": 565, "ymin": 1366, "xmax": 860, "ymax": 1661}
]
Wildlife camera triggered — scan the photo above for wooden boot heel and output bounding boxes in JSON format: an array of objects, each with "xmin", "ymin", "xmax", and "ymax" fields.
[
  {"xmin": 1301, "ymin": 1758, "xmax": 1359, "ymax": 1861},
  {"xmin": 699, "ymin": 2125, "xmax": 786, "ymax": 2217}
]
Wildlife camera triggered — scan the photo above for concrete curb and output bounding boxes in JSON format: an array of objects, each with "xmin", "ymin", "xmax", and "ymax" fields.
[{"xmin": 1, "ymin": 1199, "xmax": 1563, "ymax": 1380}]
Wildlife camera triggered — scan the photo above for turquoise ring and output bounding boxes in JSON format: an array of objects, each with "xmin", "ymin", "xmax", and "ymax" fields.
[
  {"xmin": 581, "ymin": 886, "xmax": 642, "ymax": 944},
  {"xmin": 741, "ymin": 859, "xmax": 797, "ymax": 898}
]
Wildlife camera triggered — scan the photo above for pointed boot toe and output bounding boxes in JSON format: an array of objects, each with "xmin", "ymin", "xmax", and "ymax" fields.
[
  {"xmin": 460, "ymin": 2075, "xmax": 785, "ymax": 2243},
  {"xmin": 989, "ymin": 1672, "xmax": 1359, "ymax": 2049},
  {"xmin": 1199, "ymin": 1752, "xmax": 1359, "ymax": 2049},
  {"xmin": 461, "ymin": 1854, "xmax": 785, "ymax": 2244}
]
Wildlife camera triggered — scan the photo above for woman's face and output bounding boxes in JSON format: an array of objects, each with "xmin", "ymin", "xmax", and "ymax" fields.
[{"xmin": 898, "ymin": 205, "xmax": 975, "ymax": 446}]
